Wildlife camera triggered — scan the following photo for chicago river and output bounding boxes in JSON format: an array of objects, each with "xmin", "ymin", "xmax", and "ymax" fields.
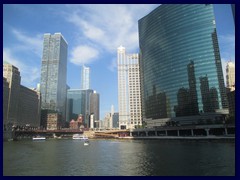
[{"xmin": 3, "ymin": 139, "xmax": 235, "ymax": 176}]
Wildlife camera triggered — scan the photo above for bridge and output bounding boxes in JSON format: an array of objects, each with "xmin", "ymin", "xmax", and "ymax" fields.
[
  {"xmin": 13, "ymin": 129, "xmax": 84, "ymax": 139},
  {"xmin": 11, "ymin": 124, "xmax": 235, "ymax": 140},
  {"xmin": 12, "ymin": 129, "xmax": 130, "ymax": 139}
]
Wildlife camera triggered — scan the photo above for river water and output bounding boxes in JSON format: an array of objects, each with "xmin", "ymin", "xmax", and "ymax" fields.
[{"xmin": 3, "ymin": 139, "xmax": 235, "ymax": 176}]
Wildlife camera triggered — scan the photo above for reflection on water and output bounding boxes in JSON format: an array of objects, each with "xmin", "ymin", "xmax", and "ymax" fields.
[{"xmin": 3, "ymin": 139, "xmax": 235, "ymax": 176}]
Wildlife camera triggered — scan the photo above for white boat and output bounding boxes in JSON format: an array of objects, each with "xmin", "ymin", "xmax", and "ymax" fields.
[
  {"xmin": 33, "ymin": 136, "xmax": 46, "ymax": 140},
  {"xmin": 84, "ymin": 140, "xmax": 90, "ymax": 146},
  {"xmin": 72, "ymin": 134, "xmax": 88, "ymax": 140}
]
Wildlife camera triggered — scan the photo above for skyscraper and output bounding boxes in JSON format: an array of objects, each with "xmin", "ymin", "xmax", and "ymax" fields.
[
  {"xmin": 90, "ymin": 91, "xmax": 100, "ymax": 125},
  {"xmin": 138, "ymin": 4, "xmax": 228, "ymax": 125},
  {"xmin": 81, "ymin": 65, "xmax": 90, "ymax": 89},
  {"xmin": 66, "ymin": 89, "xmax": 93, "ymax": 128},
  {"xmin": 3, "ymin": 62, "xmax": 40, "ymax": 131},
  {"xmin": 226, "ymin": 61, "xmax": 235, "ymax": 91},
  {"xmin": 40, "ymin": 33, "xmax": 68, "ymax": 122},
  {"xmin": 117, "ymin": 46, "xmax": 142, "ymax": 129}
]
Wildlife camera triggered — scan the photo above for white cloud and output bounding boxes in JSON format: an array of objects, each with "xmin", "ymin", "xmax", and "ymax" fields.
[
  {"xmin": 70, "ymin": 45, "xmax": 99, "ymax": 65},
  {"xmin": 64, "ymin": 4, "xmax": 159, "ymax": 69},
  {"xmin": 3, "ymin": 48, "xmax": 40, "ymax": 87},
  {"xmin": 65, "ymin": 4, "xmax": 159, "ymax": 53},
  {"xmin": 11, "ymin": 28, "xmax": 43, "ymax": 57},
  {"xmin": 217, "ymin": 34, "xmax": 235, "ymax": 86},
  {"xmin": 3, "ymin": 48, "xmax": 25, "ymax": 71},
  {"xmin": 218, "ymin": 34, "xmax": 235, "ymax": 61},
  {"xmin": 67, "ymin": 13, "xmax": 105, "ymax": 42}
]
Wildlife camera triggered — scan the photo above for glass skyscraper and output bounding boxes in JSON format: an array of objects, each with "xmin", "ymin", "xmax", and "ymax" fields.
[
  {"xmin": 66, "ymin": 89, "xmax": 93, "ymax": 128},
  {"xmin": 40, "ymin": 33, "xmax": 68, "ymax": 120},
  {"xmin": 81, "ymin": 65, "xmax": 90, "ymax": 89},
  {"xmin": 138, "ymin": 4, "xmax": 228, "ymax": 122},
  {"xmin": 90, "ymin": 91, "xmax": 100, "ymax": 122}
]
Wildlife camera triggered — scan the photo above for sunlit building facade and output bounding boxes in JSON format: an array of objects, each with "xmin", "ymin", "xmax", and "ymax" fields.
[
  {"xmin": 117, "ymin": 46, "xmax": 142, "ymax": 129},
  {"xmin": 3, "ymin": 62, "xmax": 21, "ymax": 126},
  {"xmin": 226, "ymin": 61, "xmax": 235, "ymax": 91},
  {"xmin": 81, "ymin": 65, "xmax": 90, "ymax": 89},
  {"xmin": 3, "ymin": 62, "xmax": 40, "ymax": 131},
  {"xmin": 138, "ymin": 4, "xmax": 228, "ymax": 125}
]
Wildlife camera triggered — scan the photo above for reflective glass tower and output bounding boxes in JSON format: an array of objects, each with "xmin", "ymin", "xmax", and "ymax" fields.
[
  {"xmin": 138, "ymin": 4, "xmax": 228, "ymax": 122},
  {"xmin": 81, "ymin": 65, "xmax": 90, "ymax": 89},
  {"xmin": 66, "ymin": 89, "xmax": 93, "ymax": 128},
  {"xmin": 40, "ymin": 33, "xmax": 68, "ymax": 119}
]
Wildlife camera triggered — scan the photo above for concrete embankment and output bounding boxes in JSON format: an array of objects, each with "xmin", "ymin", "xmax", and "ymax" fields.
[{"xmin": 118, "ymin": 136, "xmax": 235, "ymax": 141}]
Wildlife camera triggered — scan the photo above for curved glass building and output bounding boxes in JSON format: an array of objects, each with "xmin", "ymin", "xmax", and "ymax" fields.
[{"xmin": 138, "ymin": 4, "xmax": 228, "ymax": 122}]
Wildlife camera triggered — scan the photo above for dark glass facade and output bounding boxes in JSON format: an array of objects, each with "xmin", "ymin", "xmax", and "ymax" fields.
[
  {"xmin": 66, "ymin": 89, "xmax": 93, "ymax": 128},
  {"xmin": 90, "ymin": 91, "xmax": 100, "ymax": 121},
  {"xmin": 138, "ymin": 4, "xmax": 228, "ymax": 120}
]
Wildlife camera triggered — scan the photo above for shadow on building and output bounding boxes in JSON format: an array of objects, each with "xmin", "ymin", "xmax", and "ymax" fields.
[{"xmin": 145, "ymin": 85, "xmax": 168, "ymax": 119}]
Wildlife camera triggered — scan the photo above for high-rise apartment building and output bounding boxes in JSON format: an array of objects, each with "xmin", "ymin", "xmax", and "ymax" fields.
[
  {"xmin": 138, "ymin": 4, "xmax": 228, "ymax": 125},
  {"xmin": 117, "ymin": 46, "xmax": 142, "ymax": 129},
  {"xmin": 40, "ymin": 33, "xmax": 68, "ymax": 124},
  {"xmin": 81, "ymin": 65, "xmax": 90, "ymax": 89},
  {"xmin": 226, "ymin": 61, "xmax": 235, "ymax": 91}
]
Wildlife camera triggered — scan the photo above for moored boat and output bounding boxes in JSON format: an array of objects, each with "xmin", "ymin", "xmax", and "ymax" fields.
[
  {"xmin": 72, "ymin": 134, "xmax": 88, "ymax": 140},
  {"xmin": 33, "ymin": 136, "xmax": 46, "ymax": 140}
]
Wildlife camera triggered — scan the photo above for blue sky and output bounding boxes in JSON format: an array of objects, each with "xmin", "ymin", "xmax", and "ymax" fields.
[{"xmin": 3, "ymin": 4, "xmax": 235, "ymax": 120}]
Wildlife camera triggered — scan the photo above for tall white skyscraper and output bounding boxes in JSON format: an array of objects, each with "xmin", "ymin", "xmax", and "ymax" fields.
[
  {"xmin": 81, "ymin": 65, "xmax": 90, "ymax": 89},
  {"xmin": 117, "ymin": 46, "xmax": 142, "ymax": 129},
  {"xmin": 226, "ymin": 61, "xmax": 235, "ymax": 91}
]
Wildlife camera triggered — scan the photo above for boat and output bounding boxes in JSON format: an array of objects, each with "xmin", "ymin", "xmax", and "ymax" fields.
[
  {"xmin": 84, "ymin": 140, "xmax": 90, "ymax": 146},
  {"xmin": 53, "ymin": 134, "xmax": 62, "ymax": 139},
  {"xmin": 32, "ymin": 136, "xmax": 46, "ymax": 140},
  {"xmin": 72, "ymin": 134, "xmax": 88, "ymax": 140}
]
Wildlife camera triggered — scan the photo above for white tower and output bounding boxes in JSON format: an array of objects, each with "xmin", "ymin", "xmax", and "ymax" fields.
[
  {"xmin": 226, "ymin": 61, "xmax": 235, "ymax": 91},
  {"xmin": 81, "ymin": 65, "xmax": 90, "ymax": 89},
  {"xmin": 117, "ymin": 46, "xmax": 142, "ymax": 129}
]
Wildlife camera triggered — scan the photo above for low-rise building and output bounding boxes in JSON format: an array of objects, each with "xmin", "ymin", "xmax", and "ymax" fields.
[
  {"xmin": 18, "ymin": 86, "xmax": 40, "ymax": 127},
  {"xmin": 69, "ymin": 114, "xmax": 84, "ymax": 129},
  {"xmin": 47, "ymin": 112, "xmax": 61, "ymax": 130}
]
